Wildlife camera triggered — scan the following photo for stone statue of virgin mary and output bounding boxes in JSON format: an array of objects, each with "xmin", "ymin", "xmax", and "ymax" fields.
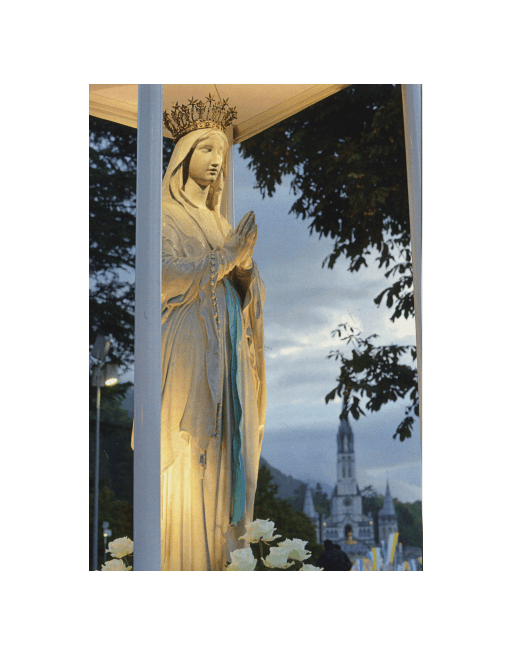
[{"xmin": 157, "ymin": 100, "xmax": 266, "ymax": 570}]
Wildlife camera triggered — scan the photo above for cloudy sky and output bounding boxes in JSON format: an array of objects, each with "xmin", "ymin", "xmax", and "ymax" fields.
[{"xmin": 233, "ymin": 146, "xmax": 422, "ymax": 503}]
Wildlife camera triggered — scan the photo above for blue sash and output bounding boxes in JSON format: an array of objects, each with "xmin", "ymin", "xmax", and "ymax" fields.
[{"xmin": 223, "ymin": 279, "xmax": 246, "ymax": 525}]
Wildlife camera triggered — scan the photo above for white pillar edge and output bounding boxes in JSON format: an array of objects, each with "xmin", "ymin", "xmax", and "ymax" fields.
[
  {"xmin": 133, "ymin": 84, "xmax": 162, "ymax": 571},
  {"xmin": 222, "ymin": 125, "xmax": 235, "ymax": 228},
  {"xmin": 401, "ymin": 84, "xmax": 422, "ymax": 445}
]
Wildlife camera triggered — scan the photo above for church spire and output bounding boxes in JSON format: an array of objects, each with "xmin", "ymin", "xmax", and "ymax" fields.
[
  {"xmin": 379, "ymin": 479, "xmax": 397, "ymax": 518},
  {"xmin": 302, "ymin": 485, "xmax": 318, "ymax": 521},
  {"xmin": 337, "ymin": 416, "xmax": 354, "ymax": 454},
  {"xmin": 333, "ymin": 412, "xmax": 358, "ymax": 506}
]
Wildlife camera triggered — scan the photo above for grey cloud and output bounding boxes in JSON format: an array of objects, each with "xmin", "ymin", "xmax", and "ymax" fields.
[{"xmin": 271, "ymin": 369, "xmax": 337, "ymax": 396}]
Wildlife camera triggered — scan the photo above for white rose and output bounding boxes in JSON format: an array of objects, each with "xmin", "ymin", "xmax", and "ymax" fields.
[
  {"xmin": 226, "ymin": 547, "xmax": 258, "ymax": 571},
  {"xmin": 101, "ymin": 559, "xmax": 132, "ymax": 571},
  {"xmin": 106, "ymin": 536, "xmax": 134, "ymax": 559},
  {"xmin": 238, "ymin": 519, "xmax": 281, "ymax": 544},
  {"xmin": 278, "ymin": 538, "xmax": 311, "ymax": 562},
  {"xmin": 300, "ymin": 564, "xmax": 323, "ymax": 571},
  {"xmin": 263, "ymin": 546, "xmax": 293, "ymax": 569}
]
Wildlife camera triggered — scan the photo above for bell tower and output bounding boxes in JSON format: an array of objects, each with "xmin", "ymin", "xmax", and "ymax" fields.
[
  {"xmin": 321, "ymin": 408, "xmax": 375, "ymax": 549},
  {"xmin": 336, "ymin": 417, "xmax": 357, "ymax": 496},
  {"xmin": 330, "ymin": 416, "xmax": 363, "ymax": 523},
  {"xmin": 378, "ymin": 479, "xmax": 398, "ymax": 544}
]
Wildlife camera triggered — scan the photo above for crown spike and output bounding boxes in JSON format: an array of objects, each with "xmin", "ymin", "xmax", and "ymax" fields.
[{"xmin": 163, "ymin": 96, "xmax": 238, "ymax": 142}]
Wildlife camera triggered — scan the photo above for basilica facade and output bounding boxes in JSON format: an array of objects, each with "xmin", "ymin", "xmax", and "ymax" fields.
[{"xmin": 303, "ymin": 414, "xmax": 398, "ymax": 555}]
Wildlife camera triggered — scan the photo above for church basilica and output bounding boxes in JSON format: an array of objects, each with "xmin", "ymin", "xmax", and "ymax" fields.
[{"xmin": 303, "ymin": 415, "xmax": 398, "ymax": 557}]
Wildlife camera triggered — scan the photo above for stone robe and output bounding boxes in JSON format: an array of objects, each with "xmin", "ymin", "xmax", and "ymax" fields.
[{"xmin": 160, "ymin": 199, "xmax": 266, "ymax": 571}]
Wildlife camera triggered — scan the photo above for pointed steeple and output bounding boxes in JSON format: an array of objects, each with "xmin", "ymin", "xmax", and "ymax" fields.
[
  {"xmin": 379, "ymin": 479, "xmax": 397, "ymax": 518},
  {"xmin": 337, "ymin": 417, "xmax": 354, "ymax": 454},
  {"xmin": 303, "ymin": 485, "xmax": 318, "ymax": 521}
]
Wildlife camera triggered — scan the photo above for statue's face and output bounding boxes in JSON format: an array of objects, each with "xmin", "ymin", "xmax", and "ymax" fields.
[{"xmin": 188, "ymin": 133, "xmax": 226, "ymax": 186}]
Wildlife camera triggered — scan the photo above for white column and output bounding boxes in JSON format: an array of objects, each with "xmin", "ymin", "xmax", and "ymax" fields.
[
  {"xmin": 221, "ymin": 125, "xmax": 235, "ymax": 228},
  {"xmin": 133, "ymin": 84, "xmax": 162, "ymax": 571},
  {"xmin": 401, "ymin": 84, "xmax": 422, "ymax": 439}
]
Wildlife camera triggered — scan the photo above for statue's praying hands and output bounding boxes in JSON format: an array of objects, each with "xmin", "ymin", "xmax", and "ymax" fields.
[{"xmin": 235, "ymin": 211, "xmax": 258, "ymax": 270}]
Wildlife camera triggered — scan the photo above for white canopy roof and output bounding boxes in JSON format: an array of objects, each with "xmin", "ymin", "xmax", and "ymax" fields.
[{"xmin": 89, "ymin": 84, "xmax": 350, "ymax": 143}]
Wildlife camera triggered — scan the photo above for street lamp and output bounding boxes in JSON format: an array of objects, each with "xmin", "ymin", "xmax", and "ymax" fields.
[
  {"xmin": 104, "ymin": 363, "xmax": 118, "ymax": 386},
  {"xmin": 91, "ymin": 335, "xmax": 118, "ymax": 571}
]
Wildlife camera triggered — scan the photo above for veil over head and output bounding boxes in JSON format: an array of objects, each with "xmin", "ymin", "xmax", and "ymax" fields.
[{"xmin": 162, "ymin": 128, "xmax": 229, "ymax": 221}]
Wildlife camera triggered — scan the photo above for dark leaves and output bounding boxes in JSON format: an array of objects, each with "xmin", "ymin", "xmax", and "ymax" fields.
[
  {"xmin": 325, "ymin": 324, "xmax": 418, "ymax": 441},
  {"xmin": 239, "ymin": 85, "xmax": 410, "ymax": 317},
  {"xmin": 89, "ymin": 116, "xmax": 174, "ymax": 374}
]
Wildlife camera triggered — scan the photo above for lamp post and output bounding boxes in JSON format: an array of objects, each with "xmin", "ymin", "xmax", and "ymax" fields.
[{"xmin": 91, "ymin": 335, "xmax": 118, "ymax": 571}]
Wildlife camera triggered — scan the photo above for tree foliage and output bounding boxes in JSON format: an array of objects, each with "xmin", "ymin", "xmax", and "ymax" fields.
[
  {"xmin": 239, "ymin": 85, "xmax": 409, "ymax": 286},
  {"xmin": 288, "ymin": 482, "xmax": 307, "ymax": 512},
  {"xmin": 89, "ymin": 392, "xmax": 134, "ymax": 570},
  {"xmin": 362, "ymin": 488, "xmax": 423, "ymax": 548},
  {"xmin": 313, "ymin": 482, "xmax": 331, "ymax": 518},
  {"xmin": 89, "ymin": 116, "xmax": 174, "ymax": 375},
  {"xmin": 238, "ymin": 84, "xmax": 418, "ymax": 439},
  {"xmin": 253, "ymin": 465, "xmax": 322, "ymax": 564},
  {"xmin": 89, "ymin": 116, "xmax": 138, "ymax": 375},
  {"xmin": 326, "ymin": 323, "xmax": 418, "ymax": 441}
]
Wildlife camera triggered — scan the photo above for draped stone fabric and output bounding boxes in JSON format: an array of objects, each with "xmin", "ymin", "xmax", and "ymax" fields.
[{"xmin": 158, "ymin": 129, "xmax": 266, "ymax": 570}]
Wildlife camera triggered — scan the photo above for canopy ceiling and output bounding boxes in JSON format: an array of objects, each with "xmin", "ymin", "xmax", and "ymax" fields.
[{"xmin": 89, "ymin": 84, "xmax": 350, "ymax": 144}]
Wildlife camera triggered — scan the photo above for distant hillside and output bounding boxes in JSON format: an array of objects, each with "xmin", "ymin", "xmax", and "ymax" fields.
[{"xmin": 259, "ymin": 457, "xmax": 308, "ymax": 511}]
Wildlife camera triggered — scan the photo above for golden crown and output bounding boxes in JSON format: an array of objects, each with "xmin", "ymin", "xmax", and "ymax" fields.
[{"xmin": 163, "ymin": 94, "xmax": 238, "ymax": 142}]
